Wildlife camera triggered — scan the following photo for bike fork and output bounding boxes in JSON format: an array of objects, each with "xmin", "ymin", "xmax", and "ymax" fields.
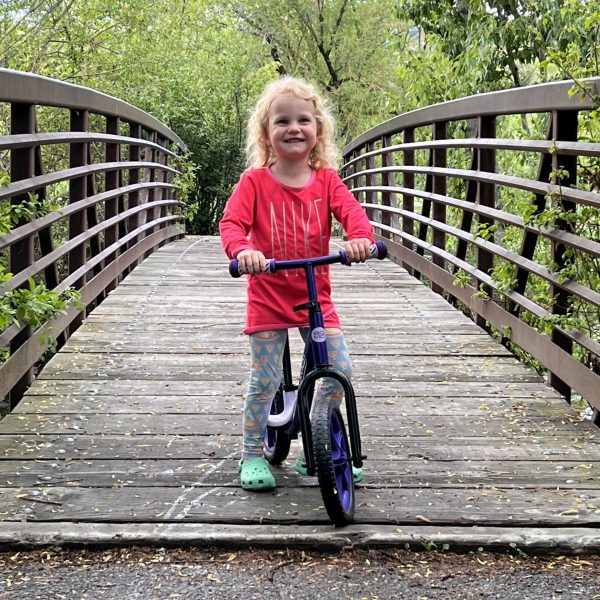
[{"xmin": 298, "ymin": 368, "xmax": 364, "ymax": 474}]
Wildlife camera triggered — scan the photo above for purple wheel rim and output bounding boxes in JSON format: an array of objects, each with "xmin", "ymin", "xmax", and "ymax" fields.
[{"xmin": 329, "ymin": 409, "xmax": 353, "ymax": 511}]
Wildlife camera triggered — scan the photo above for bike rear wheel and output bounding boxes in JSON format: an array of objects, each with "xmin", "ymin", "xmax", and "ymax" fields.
[
  {"xmin": 263, "ymin": 388, "xmax": 292, "ymax": 465},
  {"xmin": 312, "ymin": 400, "xmax": 355, "ymax": 526}
]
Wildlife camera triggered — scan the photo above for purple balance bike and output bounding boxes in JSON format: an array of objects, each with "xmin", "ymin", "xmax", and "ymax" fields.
[{"xmin": 230, "ymin": 240, "xmax": 387, "ymax": 526}]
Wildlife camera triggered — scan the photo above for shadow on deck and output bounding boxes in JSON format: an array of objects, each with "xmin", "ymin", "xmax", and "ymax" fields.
[{"xmin": 0, "ymin": 236, "xmax": 598, "ymax": 552}]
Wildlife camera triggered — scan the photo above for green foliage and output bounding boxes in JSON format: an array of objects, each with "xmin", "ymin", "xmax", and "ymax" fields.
[
  {"xmin": 228, "ymin": 0, "xmax": 402, "ymax": 141},
  {"xmin": 490, "ymin": 262, "xmax": 517, "ymax": 296},
  {"xmin": 0, "ymin": 166, "xmax": 80, "ymax": 362},
  {"xmin": 539, "ymin": 0, "xmax": 600, "ymax": 82},
  {"xmin": 0, "ymin": 277, "xmax": 80, "ymax": 332},
  {"xmin": 473, "ymin": 222, "xmax": 497, "ymax": 242},
  {"xmin": 452, "ymin": 269, "xmax": 471, "ymax": 289},
  {"xmin": 0, "ymin": 191, "xmax": 62, "ymax": 236},
  {"xmin": 473, "ymin": 283, "xmax": 490, "ymax": 302},
  {"xmin": 397, "ymin": 0, "xmax": 592, "ymax": 91},
  {"xmin": 509, "ymin": 542, "xmax": 529, "ymax": 558},
  {"xmin": 0, "ymin": 273, "xmax": 82, "ymax": 364}
]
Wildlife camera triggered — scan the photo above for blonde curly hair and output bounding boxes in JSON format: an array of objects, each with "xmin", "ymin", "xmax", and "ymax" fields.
[{"xmin": 246, "ymin": 76, "xmax": 339, "ymax": 169}]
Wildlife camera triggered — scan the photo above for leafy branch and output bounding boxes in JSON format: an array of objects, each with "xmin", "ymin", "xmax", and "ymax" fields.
[{"xmin": 0, "ymin": 276, "xmax": 80, "ymax": 334}]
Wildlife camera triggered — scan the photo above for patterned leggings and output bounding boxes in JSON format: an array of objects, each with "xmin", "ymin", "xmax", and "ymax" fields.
[{"xmin": 243, "ymin": 328, "xmax": 352, "ymax": 459}]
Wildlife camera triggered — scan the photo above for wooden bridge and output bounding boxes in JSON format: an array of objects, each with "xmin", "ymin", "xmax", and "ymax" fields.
[
  {"xmin": 0, "ymin": 70, "xmax": 599, "ymax": 551},
  {"xmin": 1, "ymin": 235, "xmax": 599, "ymax": 550}
]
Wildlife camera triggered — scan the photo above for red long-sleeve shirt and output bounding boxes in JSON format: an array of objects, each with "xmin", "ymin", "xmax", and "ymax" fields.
[{"xmin": 219, "ymin": 167, "xmax": 374, "ymax": 334}]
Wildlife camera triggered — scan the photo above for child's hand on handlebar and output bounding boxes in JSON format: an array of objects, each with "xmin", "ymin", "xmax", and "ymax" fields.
[
  {"xmin": 345, "ymin": 238, "xmax": 372, "ymax": 264},
  {"xmin": 236, "ymin": 249, "xmax": 267, "ymax": 274}
]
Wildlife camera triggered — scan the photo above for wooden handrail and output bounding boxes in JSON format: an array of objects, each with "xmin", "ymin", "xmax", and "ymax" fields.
[
  {"xmin": 0, "ymin": 69, "xmax": 187, "ymax": 409},
  {"xmin": 345, "ymin": 78, "xmax": 600, "ymax": 154},
  {"xmin": 356, "ymin": 187, "xmax": 600, "ymax": 257},
  {"xmin": 0, "ymin": 199, "xmax": 183, "ymax": 295},
  {"xmin": 0, "ymin": 69, "xmax": 185, "ymax": 146},
  {"xmin": 0, "ymin": 132, "xmax": 180, "ymax": 155},
  {"xmin": 344, "ymin": 139, "xmax": 600, "ymax": 162},
  {"xmin": 343, "ymin": 78, "xmax": 600, "ymax": 418},
  {"xmin": 0, "ymin": 161, "xmax": 179, "ymax": 201},
  {"xmin": 0, "ymin": 182, "xmax": 174, "ymax": 249},
  {"xmin": 346, "ymin": 166, "xmax": 600, "ymax": 208}
]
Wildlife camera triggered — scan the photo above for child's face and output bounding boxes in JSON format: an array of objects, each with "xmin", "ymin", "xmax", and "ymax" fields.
[{"xmin": 267, "ymin": 93, "xmax": 318, "ymax": 164}]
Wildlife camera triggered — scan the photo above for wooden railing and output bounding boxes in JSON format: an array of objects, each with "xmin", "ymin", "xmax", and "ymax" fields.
[
  {"xmin": 0, "ymin": 69, "xmax": 186, "ymax": 409},
  {"xmin": 342, "ymin": 78, "xmax": 600, "ymax": 422}
]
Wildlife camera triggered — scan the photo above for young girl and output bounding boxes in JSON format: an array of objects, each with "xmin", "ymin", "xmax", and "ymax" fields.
[{"xmin": 219, "ymin": 76, "xmax": 374, "ymax": 491}]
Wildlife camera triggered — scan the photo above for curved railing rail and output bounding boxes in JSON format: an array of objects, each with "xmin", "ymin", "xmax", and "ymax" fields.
[
  {"xmin": 0, "ymin": 69, "xmax": 187, "ymax": 409},
  {"xmin": 342, "ymin": 78, "xmax": 600, "ymax": 422}
]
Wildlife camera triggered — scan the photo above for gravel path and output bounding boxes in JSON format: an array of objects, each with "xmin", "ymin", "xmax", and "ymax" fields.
[{"xmin": 1, "ymin": 547, "xmax": 599, "ymax": 599}]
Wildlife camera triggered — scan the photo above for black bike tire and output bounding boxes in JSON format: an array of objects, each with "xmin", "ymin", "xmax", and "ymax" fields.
[
  {"xmin": 312, "ymin": 400, "xmax": 355, "ymax": 526},
  {"xmin": 263, "ymin": 388, "xmax": 292, "ymax": 465}
]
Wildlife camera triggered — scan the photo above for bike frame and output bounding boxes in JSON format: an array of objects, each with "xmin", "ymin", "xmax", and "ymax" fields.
[
  {"xmin": 230, "ymin": 242, "xmax": 387, "ymax": 479},
  {"xmin": 271, "ymin": 253, "xmax": 364, "ymax": 477}
]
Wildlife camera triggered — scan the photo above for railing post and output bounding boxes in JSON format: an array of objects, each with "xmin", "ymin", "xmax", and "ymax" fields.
[
  {"xmin": 476, "ymin": 115, "xmax": 496, "ymax": 329},
  {"xmin": 381, "ymin": 135, "xmax": 394, "ymax": 240},
  {"xmin": 432, "ymin": 121, "xmax": 447, "ymax": 294},
  {"xmin": 86, "ymin": 144, "xmax": 102, "ymax": 285},
  {"xmin": 511, "ymin": 116, "xmax": 554, "ymax": 316},
  {"xmin": 105, "ymin": 116, "xmax": 120, "ymax": 293},
  {"xmin": 402, "ymin": 127, "xmax": 415, "ymax": 275},
  {"xmin": 346, "ymin": 148, "xmax": 363, "ymax": 214},
  {"xmin": 350, "ymin": 149, "xmax": 362, "ymax": 204},
  {"xmin": 69, "ymin": 108, "xmax": 89, "ymax": 330},
  {"xmin": 142, "ymin": 130, "xmax": 157, "ymax": 257},
  {"xmin": 147, "ymin": 130, "xmax": 158, "ymax": 230},
  {"xmin": 35, "ymin": 140, "xmax": 65, "ymax": 350},
  {"xmin": 126, "ymin": 123, "xmax": 141, "ymax": 273},
  {"xmin": 343, "ymin": 150, "xmax": 356, "ymax": 196},
  {"xmin": 157, "ymin": 135, "xmax": 168, "ymax": 211},
  {"xmin": 8, "ymin": 103, "xmax": 36, "ymax": 408},
  {"xmin": 359, "ymin": 148, "xmax": 368, "ymax": 207},
  {"xmin": 549, "ymin": 109, "xmax": 578, "ymax": 402},
  {"xmin": 35, "ymin": 140, "xmax": 58, "ymax": 291},
  {"xmin": 365, "ymin": 142, "xmax": 376, "ymax": 222},
  {"xmin": 157, "ymin": 135, "xmax": 172, "ymax": 246},
  {"xmin": 454, "ymin": 143, "xmax": 478, "ymax": 265}
]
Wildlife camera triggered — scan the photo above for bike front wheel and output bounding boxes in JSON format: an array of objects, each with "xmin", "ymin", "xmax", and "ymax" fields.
[{"xmin": 312, "ymin": 400, "xmax": 355, "ymax": 526}]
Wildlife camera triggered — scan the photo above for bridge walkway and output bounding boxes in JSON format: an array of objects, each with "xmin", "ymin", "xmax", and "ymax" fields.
[{"xmin": 0, "ymin": 236, "xmax": 598, "ymax": 550}]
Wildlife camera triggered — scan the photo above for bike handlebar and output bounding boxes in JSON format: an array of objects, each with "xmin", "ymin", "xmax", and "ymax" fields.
[{"xmin": 229, "ymin": 240, "xmax": 387, "ymax": 278}]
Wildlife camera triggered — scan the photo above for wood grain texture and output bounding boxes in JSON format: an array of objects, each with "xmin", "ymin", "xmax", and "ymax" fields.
[{"xmin": 1, "ymin": 236, "xmax": 598, "ymax": 533}]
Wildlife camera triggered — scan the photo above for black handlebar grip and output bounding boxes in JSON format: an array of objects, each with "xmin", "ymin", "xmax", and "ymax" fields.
[
  {"xmin": 339, "ymin": 241, "xmax": 387, "ymax": 266},
  {"xmin": 229, "ymin": 258, "xmax": 276, "ymax": 277},
  {"xmin": 229, "ymin": 259, "xmax": 242, "ymax": 278},
  {"xmin": 374, "ymin": 240, "xmax": 388, "ymax": 260}
]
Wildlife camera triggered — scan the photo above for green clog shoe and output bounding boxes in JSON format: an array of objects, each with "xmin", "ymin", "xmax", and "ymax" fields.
[{"xmin": 239, "ymin": 457, "xmax": 276, "ymax": 491}]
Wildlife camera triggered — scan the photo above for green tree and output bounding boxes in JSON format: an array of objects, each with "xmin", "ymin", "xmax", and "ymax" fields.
[
  {"xmin": 1, "ymin": 0, "xmax": 276, "ymax": 234},
  {"xmin": 2, "ymin": 0, "xmax": 598, "ymax": 236},
  {"xmin": 228, "ymin": 0, "xmax": 403, "ymax": 141},
  {"xmin": 396, "ymin": 0, "xmax": 598, "ymax": 95}
]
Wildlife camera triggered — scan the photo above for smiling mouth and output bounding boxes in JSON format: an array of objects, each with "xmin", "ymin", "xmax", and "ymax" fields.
[{"xmin": 285, "ymin": 138, "xmax": 304, "ymax": 143}]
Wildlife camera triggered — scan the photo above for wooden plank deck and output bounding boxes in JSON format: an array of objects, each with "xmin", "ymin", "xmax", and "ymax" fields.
[{"xmin": 1, "ymin": 235, "xmax": 599, "ymax": 550}]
